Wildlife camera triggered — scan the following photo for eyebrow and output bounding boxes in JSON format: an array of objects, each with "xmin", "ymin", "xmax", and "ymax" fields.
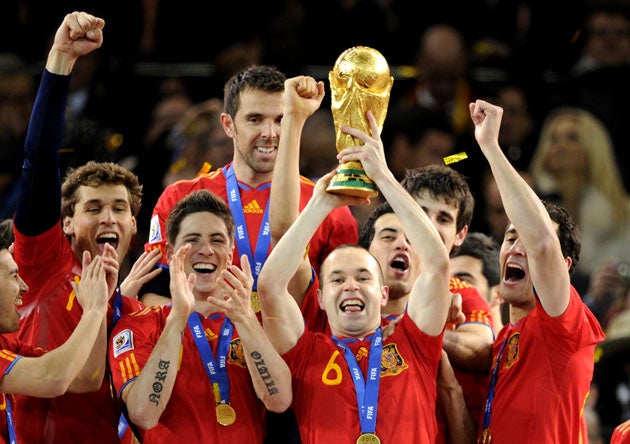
[{"xmin": 453, "ymin": 271, "xmax": 474, "ymax": 280}]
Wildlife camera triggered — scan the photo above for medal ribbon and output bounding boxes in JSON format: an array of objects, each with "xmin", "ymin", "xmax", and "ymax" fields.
[
  {"xmin": 5, "ymin": 395, "xmax": 16, "ymax": 444},
  {"xmin": 332, "ymin": 327, "xmax": 383, "ymax": 435},
  {"xmin": 188, "ymin": 313, "xmax": 233, "ymax": 404},
  {"xmin": 481, "ymin": 330, "xmax": 510, "ymax": 431},
  {"xmin": 223, "ymin": 164, "xmax": 271, "ymax": 291}
]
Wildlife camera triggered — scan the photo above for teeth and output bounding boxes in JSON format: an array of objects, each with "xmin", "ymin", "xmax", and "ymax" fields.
[
  {"xmin": 98, "ymin": 234, "xmax": 117, "ymax": 240},
  {"xmin": 340, "ymin": 299, "xmax": 364, "ymax": 311},
  {"xmin": 15, "ymin": 298, "xmax": 22, "ymax": 306},
  {"xmin": 193, "ymin": 263, "xmax": 216, "ymax": 273},
  {"xmin": 257, "ymin": 147, "xmax": 274, "ymax": 154}
]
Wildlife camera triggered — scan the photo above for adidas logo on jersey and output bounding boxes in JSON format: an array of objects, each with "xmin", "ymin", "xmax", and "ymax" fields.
[{"xmin": 243, "ymin": 200, "xmax": 264, "ymax": 214}]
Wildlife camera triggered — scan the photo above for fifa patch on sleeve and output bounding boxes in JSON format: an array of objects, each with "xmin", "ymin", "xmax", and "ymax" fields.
[
  {"xmin": 148, "ymin": 214, "xmax": 163, "ymax": 244},
  {"xmin": 113, "ymin": 329, "xmax": 134, "ymax": 358}
]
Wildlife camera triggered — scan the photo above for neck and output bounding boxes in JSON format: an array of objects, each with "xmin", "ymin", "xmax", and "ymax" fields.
[
  {"xmin": 382, "ymin": 294, "xmax": 409, "ymax": 315},
  {"xmin": 231, "ymin": 159, "xmax": 272, "ymax": 188}
]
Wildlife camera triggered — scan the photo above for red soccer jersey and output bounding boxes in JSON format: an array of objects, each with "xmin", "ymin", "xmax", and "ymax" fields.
[
  {"xmin": 0, "ymin": 336, "xmax": 45, "ymax": 443},
  {"xmin": 480, "ymin": 285, "xmax": 604, "ymax": 443},
  {"xmin": 284, "ymin": 314, "xmax": 443, "ymax": 443},
  {"xmin": 109, "ymin": 306, "xmax": 267, "ymax": 443},
  {"xmin": 612, "ymin": 420, "xmax": 630, "ymax": 444},
  {"xmin": 145, "ymin": 165, "xmax": 357, "ymax": 274},
  {"xmin": 12, "ymin": 224, "xmax": 145, "ymax": 444}
]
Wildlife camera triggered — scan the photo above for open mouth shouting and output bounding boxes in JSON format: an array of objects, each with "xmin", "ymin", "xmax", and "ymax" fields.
[
  {"xmin": 390, "ymin": 253, "xmax": 409, "ymax": 276},
  {"xmin": 504, "ymin": 262, "xmax": 526, "ymax": 283},
  {"xmin": 96, "ymin": 233, "xmax": 119, "ymax": 252}
]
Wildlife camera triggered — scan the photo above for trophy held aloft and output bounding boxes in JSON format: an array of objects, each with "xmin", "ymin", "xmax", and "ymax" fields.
[{"xmin": 327, "ymin": 46, "xmax": 393, "ymax": 198}]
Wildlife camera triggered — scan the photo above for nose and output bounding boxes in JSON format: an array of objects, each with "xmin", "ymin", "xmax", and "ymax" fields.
[
  {"xmin": 18, "ymin": 275, "xmax": 28, "ymax": 293},
  {"xmin": 261, "ymin": 120, "xmax": 280, "ymax": 140},
  {"xmin": 100, "ymin": 206, "xmax": 117, "ymax": 224},
  {"xmin": 197, "ymin": 240, "xmax": 215, "ymax": 256},
  {"xmin": 343, "ymin": 276, "xmax": 360, "ymax": 292},
  {"xmin": 507, "ymin": 238, "xmax": 526, "ymax": 256},
  {"xmin": 393, "ymin": 235, "xmax": 410, "ymax": 251}
]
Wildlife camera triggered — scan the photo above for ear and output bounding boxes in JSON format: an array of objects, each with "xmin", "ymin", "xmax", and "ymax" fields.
[
  {"xmin": 316, "ymin": 289, "xmax": 324, "ymax": 310},
  {"xmin": 380, "ymin": 285, "xmax": 389, "ymax": 307},
  {"xmin": 165, "ymin": 243, "xmax": 173, "ymax": 264},
  {"xmin": 220, "ymin": 112, "xmax": 236, "ymax": 138},
  {"xmin": 453, "ymin": 224, "xmax": 469, "ymax": 248},
  {"xmin": 564, "ymin": 256, "xmax": 572, "ymax": 271},
  {"xmin": 62, "ymin": 216, "xmax": 74, "ymax": 236},
  {"xmin": 131, "ymin": 216, "xmax": 137, "ymax": 236}
]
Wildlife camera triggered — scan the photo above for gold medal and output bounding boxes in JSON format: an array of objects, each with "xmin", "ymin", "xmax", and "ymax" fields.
[
  {"xmin": 216, "ymin": 403, "xmax": 236, "ymax": 426},
  {"xmin": 356, "ymin": 433, "xmax": 381, "ymax": 444},
  {"xmin": 479, "ymin": 428, "xmax": 492, "ymax": 444},
  {"xmin": 250, "ymin": 290, "xmax": 261, "ymax": 313}
]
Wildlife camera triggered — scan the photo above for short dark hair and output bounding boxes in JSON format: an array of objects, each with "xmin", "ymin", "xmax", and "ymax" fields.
[
  {"xmin": 166, "ymin": 189, "xmax": 235, "ymax": 245},
  {"xmin": 223, "ymin": 65, "xmax": 286, "ymax": 119},
  {"xmin": 358, "ymin": 201, "xmax": 394, "ymax": 249},
  {"xmin": 454, "ymin": 232, "xmax": 501, "ymax": 286},
  {"xmin": 0, "ymin": 219, "xmax": 13, "ymax": 251},
  {"xmin": 400, "ymin": 164, "xmax": 474, "ymax": 234},
  {"xmin": 543, "ymin": 201, "xmax": 581, "ymax": 275}
]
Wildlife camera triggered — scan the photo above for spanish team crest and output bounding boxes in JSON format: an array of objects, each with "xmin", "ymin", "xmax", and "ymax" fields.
[
  {"xmin": 113, "ymin": 329, "xmax": 134, "ymax": 358},
  {"xmin": 148, "ymin": 214, "xmax": 162, "ymax": 244},
  {"xmin": 503, "ymin": 332, "xmax": 520, "ymax": 369},
  {"xmin": 381, "ymin": 343, "xmax": 408, "ymax": 376}
]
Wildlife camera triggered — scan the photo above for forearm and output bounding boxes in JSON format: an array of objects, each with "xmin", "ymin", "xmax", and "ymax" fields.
[
  {"xmin": 442, "ymin": 329, "xmax": 492, "ymax": 372},
  {"xmin": 68, "ymin": 316, "xmax": 107, "ymax": 392},
  {"xmin": 439, "ymin": 382, "xmax": 476, "ymax": 444},
  {"xmin": 1, "ymin": 309, "xmax": 105, "ymax": 397},
  {"xmin": 123, "ymin": 316, "xmax": 186, "ymax": 430},
  {"xmin": 236, "ymin": 316, "xmax": 292, "ymax": 413},
  {"xmin": 269, "ymin": 112, "xmax": 307, "ymax": 242}
]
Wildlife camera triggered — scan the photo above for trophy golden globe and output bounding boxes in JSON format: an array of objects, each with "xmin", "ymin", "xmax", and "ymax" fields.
[{"xmin": 327, "ymin": 46, "xmax": 393, "ymax": 198}]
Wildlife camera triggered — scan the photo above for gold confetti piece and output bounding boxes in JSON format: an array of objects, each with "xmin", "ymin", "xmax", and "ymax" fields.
[{"xmin": 443, "ymin": 152, "xmax": 468, "ymax": 165}]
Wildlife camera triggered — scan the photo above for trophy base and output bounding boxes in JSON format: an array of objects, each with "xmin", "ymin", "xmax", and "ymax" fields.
[{"xmin": 326, "ymin": 163, "xmax": 378, "ymax": 198}]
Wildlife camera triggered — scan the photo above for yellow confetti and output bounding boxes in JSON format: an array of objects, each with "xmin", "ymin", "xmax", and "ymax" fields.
[{"xmin": 443, "ymin": 152, "xmax": 468, "ymax": 165}]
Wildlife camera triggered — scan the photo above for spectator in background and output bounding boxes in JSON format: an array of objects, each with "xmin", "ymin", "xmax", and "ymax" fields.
[
  {"xmin": 550, "ymin": 1, "xmax": 630, "ymax": 191},
  {"xmin": 529, "ymin": 106, "xmax": 630, "ymax": 293},
  {"xmin": 394, "ymin": 24, "xmax": 474, "ymax": 138},
  {"xmin": 162, "ymin": 98, "xmax": 232, "ymax": 187},
  {"xmin": 493, "ymin": 82, "xmax": 538, "ymax": 171},
  {"xmin": 477, "ymin": 168, "xmax": 535, "ymax": 244},
  {"xmin": 382, "ymin": 105, "xmax": 456, "ymax": 181},
  {"xmin": 297, "ymin": 108, "xmax": 338, "ymax": 182}
]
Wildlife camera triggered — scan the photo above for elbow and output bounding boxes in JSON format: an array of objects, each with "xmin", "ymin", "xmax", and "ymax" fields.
[
  {"xmin": 262, "ymin": 391, "xmax": 292, "ymax": 414},
  {"xmin": 128, "ymin": 408, "xmax": 160, "ymax": 431}
]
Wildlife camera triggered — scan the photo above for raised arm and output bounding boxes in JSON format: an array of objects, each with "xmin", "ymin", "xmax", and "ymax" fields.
[
  {"xmin": 207, "ymin": 255, "xmax": 291, "ymax": 412},
  {"xmin": 14, "ymin": 11, "xmax": 105, "ymax": 236},
  {"xmin": 269, "ymin": 76, "xmax": 325, "ymax": 304},
  {"xmin": 120, "ymin": 244, "xmax": 195, "ymax": 430},
  {"xmin": 336, "ymin": 111, "xmax": 451, "ymax": 336},
  {"xmin": 259, "ymin": 172, "xmax": 367, "ymax": 353},
  {"xmin": 469, "ymin": 100, "xmax": 570, "ymax": 316},
  {"xmin": 0, "ymin": 252, "xmax": 108, "ymax": 397}
]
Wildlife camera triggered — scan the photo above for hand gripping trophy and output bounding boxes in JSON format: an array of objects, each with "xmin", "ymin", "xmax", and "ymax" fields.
[{"xmin": 327, "ymin": 46, "xmax": 393, "ymax": 198}]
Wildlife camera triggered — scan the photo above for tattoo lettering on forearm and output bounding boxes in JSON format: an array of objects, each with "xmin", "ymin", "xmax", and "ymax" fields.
[
  {"xmin": 148, "ymin": 359, "xmax": 171, "ymax": 406},
  {"xmin": 251, "ymin": 351, "xmax": 279, "ymax": 395}
]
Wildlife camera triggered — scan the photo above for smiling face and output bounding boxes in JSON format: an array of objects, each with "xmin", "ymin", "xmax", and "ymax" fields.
[
  {"xmin": 222, "ymin": 88, "xmax": 284, "ymax": 183},
  {"xmin": 368, "ymin": 213, "xmax": 420, "ymax": 303},
  {"xmin": 0, "ymin": 249, "xmax": 28, "ymax": 333},
  {"xmin": 63, "ymin": 184, "xmax": 137, "ymax": 262},
  {"xmin": 318, "ymin": 246, "xmax": 388, "ymax": 338},
  {"xmin": 171, "ymin": 211, "xmax": 234, "ymax": 298}
]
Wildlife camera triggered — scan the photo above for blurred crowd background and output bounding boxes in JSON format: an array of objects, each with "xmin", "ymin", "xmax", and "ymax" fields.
[{"xmin": 1, "ymin": 1, "xmax": 629, "ymax": 442}]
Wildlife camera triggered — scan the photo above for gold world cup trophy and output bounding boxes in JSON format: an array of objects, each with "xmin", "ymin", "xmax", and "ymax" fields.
[{"xmin": 327, "ymin": 46, "xmax": 393, "ymax": 198}]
